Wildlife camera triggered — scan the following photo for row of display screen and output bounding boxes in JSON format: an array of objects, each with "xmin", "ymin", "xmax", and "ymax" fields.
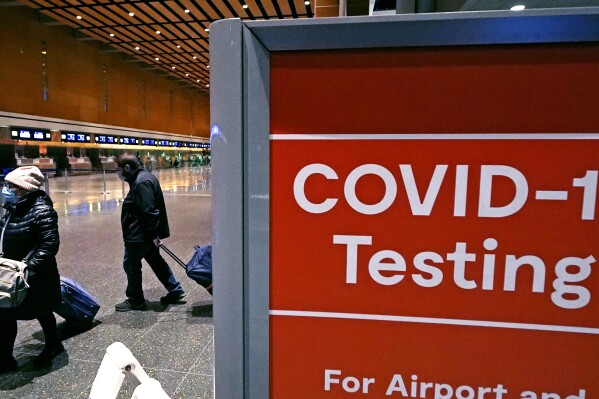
[
  {"xmin": 11, "ymin": 128, "xmax": 52, "ymax": 141},
  {"xmin": 10, "ymin": 127, "xmax": 210, "ymax": 149}
]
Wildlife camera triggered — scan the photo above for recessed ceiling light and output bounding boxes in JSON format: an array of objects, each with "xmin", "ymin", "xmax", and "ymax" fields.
[
  {"xmin": 76, "ymin": 15, "xmax": 82, "ymax": 19},
  {"xmin": 193, "ymin": 56, "xmax": 197, "ymax": 59},
  {"xmin": 135, "ymin": 46, "xmax": 140, "ymax": 50},
  {"xmin": 206, "ymin": 84, "xmax": 210, "ymax": 87},
  {"xmin": 177, "ymin": 45, "xmax": 181, "ymax": 48},
  {"xmin": 128, "ymin": 12, "xmax": 134, "ymax": 16},
  {"xmin": 156, "ymin": 30, "xmax": 161, "ymax": 35},
  {"xmin": 110, "ymin": 33, "xmax": 115, "ymax": 37},
  {"xmin": 155, "ymin": 57, "xmax": 159, "ymax": 61},
  {"xmin": 184, "ymin": 9, "xmax": 190, "ymax": 13},
  {"xmin": 41, "ymin": 51, "xmax": 47, "ymax": 55},
  {"xmin": 172, "ymin": 66, "xmax": 176, "ymax": 69},
  {"xmin": 185, "ymin": 73, "xmax": 189, "ymax": 76},
  {"xmin": 242, "ymin": 4, "xmax": 248, "ymax": 8},
  {"xmin": 305, "ymin": 0, "xmax": 310, "ymax": 4},
  {"xmin": 206, "ymin": 65, "xmax": 210, "ymax": 68},
  {"xmin": 510, "ymin": 5, "xmax": 525, "ymax": 10},
  {"xmin": 196, "ymin": 79, "xmax": 200, "ymax": 82},
  {"xmin": 205, "ymin": 28, "xmax": 209, "ymax": 32}
]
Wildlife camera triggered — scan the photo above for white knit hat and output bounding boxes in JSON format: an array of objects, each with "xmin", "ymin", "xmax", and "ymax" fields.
[{"xmin": 5, "ymin": 166, "xmax": 45, "ymax": 192}]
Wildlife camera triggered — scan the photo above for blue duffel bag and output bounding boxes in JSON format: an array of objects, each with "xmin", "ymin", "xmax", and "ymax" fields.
[{"xmin": 56, "ymin": 277, "xmax": 100, "ymax": 329}]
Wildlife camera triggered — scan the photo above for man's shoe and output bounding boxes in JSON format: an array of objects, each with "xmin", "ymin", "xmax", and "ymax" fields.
[
  {"xmin": 33, "ymin": 342, "xmax": 65, "ymax": 369},
  {"xmin": 115, "ymin": 299, "xmax": 147, "ymax": 312},
  {"xmin": 0, "ymin": 356, "xmax": 17, "ymax": 374},
  {"xmin": 160, "ymin": 292, "xmax": 186, "ymax": 305}
]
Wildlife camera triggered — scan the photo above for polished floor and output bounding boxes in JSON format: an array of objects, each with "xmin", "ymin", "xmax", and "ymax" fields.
[{"xmin": 0, "ymin": 166, "xmax": 214, "ymax": 399}]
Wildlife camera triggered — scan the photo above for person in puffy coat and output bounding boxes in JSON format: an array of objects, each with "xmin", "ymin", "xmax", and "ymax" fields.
[{"xmin": 0, "ymin": 166, "xmax": 63, "ymax": 374}]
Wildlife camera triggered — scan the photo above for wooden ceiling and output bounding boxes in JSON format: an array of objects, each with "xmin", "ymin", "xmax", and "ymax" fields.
[{"xmin": 18, "ymin": 0, "xmax": 314, "ymax": 93}]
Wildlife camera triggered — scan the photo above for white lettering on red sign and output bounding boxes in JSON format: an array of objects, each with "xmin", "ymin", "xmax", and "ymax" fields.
[
  {"xmin": 332, "ymin": 235, "xmax": 594, "ymax": 310},
  {"xmin": 293, "ymin": 163, "xmax": 597, "ymax": 310},
  {"xmin": 293, "ymin": 164, "xmax": 598, "ymax": 220}
]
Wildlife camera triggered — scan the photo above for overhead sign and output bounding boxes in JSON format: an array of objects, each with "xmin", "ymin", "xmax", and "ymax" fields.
[
  {"xmin": 11, "ymin": 127, "xmax": 51, "ymax": 141},
  {"xmin": 62, "ymin": 132, "xmax": 91, "ymax": 143},
  {"xmin": 141, "ymin": 139, "xmax": 157, "ymax": 146},
  {"xmin": 120, "ymin": 136, "xmax": 139, "ymax": 145},
  {"xmin": 95, "ymin": 134, "xmax": 118, "ymax": 144}
]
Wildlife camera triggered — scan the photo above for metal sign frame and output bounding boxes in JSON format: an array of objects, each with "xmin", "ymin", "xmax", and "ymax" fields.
[{"xmin": 210, "ymin": 8, "xmax": 599, "ymax": 399}]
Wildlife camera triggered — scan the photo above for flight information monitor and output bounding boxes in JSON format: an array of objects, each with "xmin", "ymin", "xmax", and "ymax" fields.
[
  {"xmin": 95, "ymin": 134, "xmax": 118, "ymax": 144},
  {"xmin": 120, "ymin": 136, "xmax": 139, "ymax": 145},
  {"xmin": 141, "ymin": 139, "xmax": 157, "ymax": 146},
  {"xmin": 11, "ymin": 127, "xmax": 51, "ymax": 141},
  {"xmin": 61, "ymin": 132, "xmax": 91, "ymax": 143}
]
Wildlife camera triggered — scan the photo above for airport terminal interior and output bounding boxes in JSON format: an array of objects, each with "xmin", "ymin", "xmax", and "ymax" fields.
[
  {"xmin": 0, "ymin": 167, "xmax": 214, "ymax": 398},
  {"xmin": 1, "ymin": 0, "xmax": 598, "ymax": 398}
]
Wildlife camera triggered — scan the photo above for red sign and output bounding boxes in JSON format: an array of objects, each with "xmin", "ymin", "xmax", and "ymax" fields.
[{"xmin": 269, "ymin": 45, "xmax": 599, "ymax": 399}]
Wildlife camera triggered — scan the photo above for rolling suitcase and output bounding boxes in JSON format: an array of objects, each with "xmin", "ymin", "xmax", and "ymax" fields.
[
  {"xmin": 159, "ymin": 242, "xmax": 213, "ymax": 294},
  {"xmin": 56, "ymin": 276, "xmax": 101, "ymax": 329}
]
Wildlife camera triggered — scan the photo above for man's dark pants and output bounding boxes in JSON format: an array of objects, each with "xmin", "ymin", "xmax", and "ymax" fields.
[{"xmin": 124, "ymin": 241, "xmax": 184, "ymax": 303}]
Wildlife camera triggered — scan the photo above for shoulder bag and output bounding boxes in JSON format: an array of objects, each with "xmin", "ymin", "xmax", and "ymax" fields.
[{"xmin": 0, "ymin": 215, "xmax": 35, "ymax": 308}]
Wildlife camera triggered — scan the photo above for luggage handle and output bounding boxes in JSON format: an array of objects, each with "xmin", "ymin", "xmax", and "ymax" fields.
[{"xmin": 157, "ymin": 240, "xmax": 187, "ymax": 270}]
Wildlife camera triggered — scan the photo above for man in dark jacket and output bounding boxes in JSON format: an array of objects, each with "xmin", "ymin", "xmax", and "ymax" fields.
[{"xmin": 115, "ymin": 154, "xmax": 185, "ymax": 311}]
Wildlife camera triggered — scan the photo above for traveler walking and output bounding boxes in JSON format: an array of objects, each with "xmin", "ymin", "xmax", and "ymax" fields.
[
  {"xmin": 0, "ymin": 166, "xmax": 63, "ymax": 373},
  {"xmin": 115, "ymin": 153, "xmax": 185, "ymax": 311}
]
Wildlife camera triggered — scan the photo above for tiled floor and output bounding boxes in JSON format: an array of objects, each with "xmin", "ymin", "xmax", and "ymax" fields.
[{"xmin": 0, "ymin": 166, "xmax": 214, "ymax": 399}]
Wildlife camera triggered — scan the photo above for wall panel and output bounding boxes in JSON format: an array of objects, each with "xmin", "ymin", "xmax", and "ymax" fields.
[{"xmin": 0, "ymin": 5, "xmax": 209, "ymax": 138}]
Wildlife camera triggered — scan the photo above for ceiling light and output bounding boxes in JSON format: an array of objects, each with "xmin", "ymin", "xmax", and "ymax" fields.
[
  {"xmin": 206, "ymin": 65, "xmax": 210, "ymax": 68},
  {"xmin": 155, "ymin": 57, "xmax": 159, "ymax": 61},
  {"xmin": 41, "ymin": 51, "xmax": 47, "ymax": 54},
  {"xmin": 193, "ymin": 56, "xmax": 197, "ymax": 59},
  {"xmin": 156, "ymin": 30, "xmax": 161, "ymax": 35},
  {"xmin": 205, "ymin": 28, "xmax": 209, "ymax": 32},
  {"xmin": 110, "ymin": 33, "xmax": 115, "ymax": 37},
  {"xmin": 242, "ymin": 4, "xmax": 248, "ymax": 8},
  {"xmin": 206, "ymin": 84, "xmax": 210, "ymax": 87},
  {"xmin": 135, "ymin": 46, "xmax": 140, "ymax": 50},
  {"xmin": 196, "ymin": 79, "xmax": 200, "ymax": 82},
  {"xmin": 76, "ymin": 15, "xmax": 82, "ymax": 19},
  {"xmin": 185, "ymin": 73, "xmax": 189, "ymax": 76},
  {"xmin": 510, "ymin": 5, "xmax": 525, "ymax": 11},
  {"xmin": 177, "ymin": 45, "xmax": 181, "ymax": 48},
  {"xmin": 172, "ymin": 66, "xmax": 176, "ymax": 69},
  {"xmin": 184, "ymin": 9, "xmax": 190, "ymax": 13},
  {"xmin": 128, "ymin": 12, "xmax": 134, "ymax": 16}
]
